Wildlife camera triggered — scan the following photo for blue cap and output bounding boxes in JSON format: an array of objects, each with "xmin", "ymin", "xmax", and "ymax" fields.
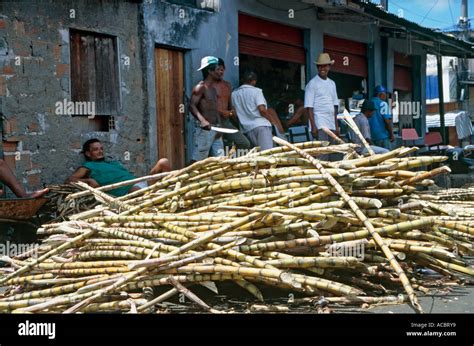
[{"xmin": 374, "ymin": 85, "xmax": 387, "ymax": 94}]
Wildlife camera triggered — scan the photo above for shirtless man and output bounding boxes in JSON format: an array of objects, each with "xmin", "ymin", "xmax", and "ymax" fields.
[
  {"xmin": 189, "ymin": 56, "xmax": 225, "ymax": 162},
  {"xmin": 214, "ymin": 58, "xmax": 251, "ymax": 150}
]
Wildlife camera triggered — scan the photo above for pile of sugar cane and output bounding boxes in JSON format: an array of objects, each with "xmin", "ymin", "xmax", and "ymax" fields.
[{"xmin": 0, "ymin": 138, "xmax": 473, "ymax": 314}]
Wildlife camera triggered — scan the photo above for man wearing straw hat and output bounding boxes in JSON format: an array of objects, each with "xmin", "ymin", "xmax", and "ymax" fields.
[{"xmin": 304, "ymin": 53, "xmax": 340, "ymax": 159}]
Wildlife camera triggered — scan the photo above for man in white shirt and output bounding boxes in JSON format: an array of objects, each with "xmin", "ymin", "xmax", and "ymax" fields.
[
  {"xmin": 304, "ymin": 53, "xmax": 340, "ymax": 143},
  {"xmin": 231, "ymin": 71, "xmax": 274, "ymax": 151}
]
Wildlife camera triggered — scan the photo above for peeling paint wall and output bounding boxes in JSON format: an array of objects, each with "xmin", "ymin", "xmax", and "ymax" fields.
[
  {"xmin": 0, "ymin": 0, "xmax": 147, "ymax": 195},
  {"xmin": 143, "ymin": 0, "xmax": 240, "ymax": 164}
]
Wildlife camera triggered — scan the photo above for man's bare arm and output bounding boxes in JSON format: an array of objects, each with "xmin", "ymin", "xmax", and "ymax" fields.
[
  {"xmin": 334, "ymin": 106, "xmax": 339, "ymax": 135},
  {"xmin": 189, "ymin": 85, "xmax": 211, "ymax": 129},
  {"xmin": 306, "ymin": 107, "xmax": 317, "ymax": 138},
  {"xmin": 384, "ymin": 118, "xmax": 394, "ymax": 141},
  {"xmin": 257, "ymin": 105, "xmax": 274, "ymax": 123},
  {"xmin": 66, "ymin": 167, "xmax": 99, "ymax": 187},
  {"xmin": 286, "ymin": 106, "xmax": 305, "ymax": 128}
]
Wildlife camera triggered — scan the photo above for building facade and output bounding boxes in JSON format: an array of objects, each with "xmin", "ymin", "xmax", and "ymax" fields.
[{"xmin": 1, "ymin": 0, "xmax": 472, "ymax": 193}]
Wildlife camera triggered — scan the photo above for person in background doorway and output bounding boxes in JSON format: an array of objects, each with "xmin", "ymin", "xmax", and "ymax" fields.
[
  {"xmin": 232, "ymin": 71, "xmax": 274, "ymax": 151},
  {"xmin": 370, "ymin": 85, "xmax": 394, "ymax": 150},
  {"xmin": 214, "ymin": 58, "xmax": 251, "ymax": 150},
  {"xmin": 304, "ymin": 53, "xmax": 340, "ymax": 142},
  {"xmin": 347, "ymin": 99, "xmax": 389, "ymax": 155},
  {"xmin": 285, "ymin": 96, "xmax": 307, "ymax": 128},
  {"xmin": 189, "ymin": 56, "xmax": 225, "ymax": 162}
]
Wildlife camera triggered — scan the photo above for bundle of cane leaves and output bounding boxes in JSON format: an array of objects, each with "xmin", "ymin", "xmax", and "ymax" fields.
[
  {"xmin": 0, "ymin": 139, "xmax": 473, "ymax": 314},
  {"xmin": 43, "ymin": 184, "xmax": 99, "ymax": 221}
]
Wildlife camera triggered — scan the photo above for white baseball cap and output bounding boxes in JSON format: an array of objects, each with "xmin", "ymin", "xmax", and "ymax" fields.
[{"xmin": 197, "ymin": 56, "xmax": 219, "ymax": 71}]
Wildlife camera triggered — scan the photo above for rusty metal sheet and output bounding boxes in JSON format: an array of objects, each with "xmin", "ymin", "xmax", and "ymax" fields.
[{"xmin": 0, "ymin": 198, "xmax": 47, "ymax": 220}]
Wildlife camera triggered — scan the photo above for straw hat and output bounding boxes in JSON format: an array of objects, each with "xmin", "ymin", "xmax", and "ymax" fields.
[{"xmin": 314, "ymin": 53, "xmax": 335, "ymax": 65}]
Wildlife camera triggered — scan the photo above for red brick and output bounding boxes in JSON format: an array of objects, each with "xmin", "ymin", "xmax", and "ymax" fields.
[
  {"xmin": 70, "ymin": 141, "xmax": 82, "ymax": 150},
  {"xmin": 13, "ymin": 42, "xmax": 29, "ymax": 57},
  {"xmin": 13, "ymin": 20, "xmax": 25, "ymax": 34},
  {"xmin": 27, "ymin": 173, "xmax": 41, "ymax": 188},
  {"xmin": 53, "ymin": 45, "xmax": 61, "ymax": 60},
  {"xmin": 2, "ymin": 65, "xmax": 14, "ymax": 75},
  {"xmin": 3, "ymin": 155, "xmax": 16, "ymax": 171},
  {"xmin": 56, "ymin": 63, "xmax": 69, "ymax": 77},
  {"xmin": 0, "ymin": 77, "xmax": 6, "ymax": 96},
  {"xmin": 31, "ymin": 162, "xmax": 42, "ymax": 170},
  {"xmin": 2, "ymin": 141, "xmax": 18, "ymax": 153},
  {"xmin": 4, "ymin": 135, "xmax": 26, "ymax": 142},
  {"xmin": 3, "ymin": 119, "xmax": 17, "ymax": 135},
  {"xmin": 19, "ymin": 153, "xmax": 32, "ymax": 170},
  {"xmin": 27, "ymin": 122, "xmax": 39, "ymax": 133}
]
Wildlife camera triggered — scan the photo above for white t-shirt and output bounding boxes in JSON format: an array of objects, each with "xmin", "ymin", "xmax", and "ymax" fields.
[
  {"xmin": 304, "ymin": 75, "xmax": 339, "ymax": 130},
  {"xmin": 231, "ymin": 84, "xmax": 271, "ymax": 133}
]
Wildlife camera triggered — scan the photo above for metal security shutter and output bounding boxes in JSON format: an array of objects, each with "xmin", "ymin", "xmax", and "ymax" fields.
[
  {"xmin": 394, "ymin": 52, "xmax": 413, "ymax": 91},
  {"xmin": 238, "ymin": 13, "xmax": 305, "ymax": 64},
  {"xmin": 323, "ymin": 35, "xmax": 367, "ymax": 78}
]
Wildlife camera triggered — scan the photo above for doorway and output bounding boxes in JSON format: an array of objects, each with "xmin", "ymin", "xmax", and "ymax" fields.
[{"xmin": 154, "ymin": 47, "xmax": 185, "ymax": 169}]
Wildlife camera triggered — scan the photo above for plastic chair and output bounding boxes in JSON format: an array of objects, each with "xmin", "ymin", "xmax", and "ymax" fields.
[
  {"xmin": 401, "ymin": 128, "xmax": 420, "ymax": 147},
  {"xmin": 288, "ymin": 125, "xmax": 310, "ymax": 143},
  {"xmin": 424, "ymin": 132, "xmax": 443, "ymax": 154}
]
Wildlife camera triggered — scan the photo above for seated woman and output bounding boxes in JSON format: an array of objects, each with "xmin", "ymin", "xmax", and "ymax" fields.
[
  {"xmin": 0, "ymin": 159, "xmax": 48, "ymax": 198},
  {"xmin": 66, "ymin": 139, "xmax": 171, "ymax": 197}
]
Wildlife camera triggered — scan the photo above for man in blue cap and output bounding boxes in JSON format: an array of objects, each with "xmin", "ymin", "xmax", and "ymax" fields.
[
  {"xmin": 348, "ymin": 99, "xmax": 389, "ymax": 155},
  {"xmin": 369, "ymin": 85, "xmax": 394, "ymax": 150},
  {"xmin": 189, "ymin": 56, "xmax": 225, "ymax": 163}
]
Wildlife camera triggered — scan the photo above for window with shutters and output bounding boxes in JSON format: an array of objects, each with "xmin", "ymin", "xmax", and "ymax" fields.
[{"xmin": 70, "ymin": 30, "xmax": 120, "ymax": 117}]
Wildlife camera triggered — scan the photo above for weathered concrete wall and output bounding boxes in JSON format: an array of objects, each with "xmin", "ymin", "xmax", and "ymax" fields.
[
  {"xmin": 143, "ymin": 0, "xmax": 240, "ymax": 164},
  {"xmin": 0, "ymin": 0, "xmax": 147, "ymax": 195}
]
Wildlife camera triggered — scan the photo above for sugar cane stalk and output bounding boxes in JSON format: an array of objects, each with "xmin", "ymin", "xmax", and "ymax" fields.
[{"xmin": 272, "ymin": 136, "xmax": 423, "ymax": 313}]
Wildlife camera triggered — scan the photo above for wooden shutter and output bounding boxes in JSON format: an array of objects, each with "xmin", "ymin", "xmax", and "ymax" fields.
[{"xmin": 70, "ymin": 30, "xmax": 120, "ymax": 115}]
